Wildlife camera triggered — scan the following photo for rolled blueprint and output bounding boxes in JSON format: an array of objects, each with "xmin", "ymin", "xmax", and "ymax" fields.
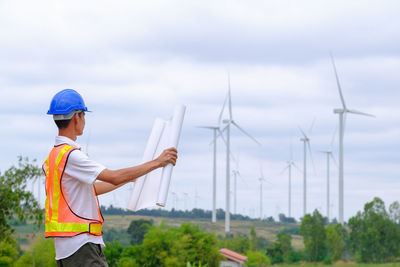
[
  {"xmin": 127, "ymin": 118, "xmax": 166, "ymax": 211},
  {"xmin": 156, "ymin": 105, "xmax": 186, "ymax": 206},
  {"xmin": 127, "ymin": 105, "xmax": 186, "ymax": 211}
]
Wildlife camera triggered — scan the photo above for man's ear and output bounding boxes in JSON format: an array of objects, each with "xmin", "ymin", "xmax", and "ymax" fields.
[{"xmin": 72, "ymin": 113, "xmax": 79, "ymax": 125}]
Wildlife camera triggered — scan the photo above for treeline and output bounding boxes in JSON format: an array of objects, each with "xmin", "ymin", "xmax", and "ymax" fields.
[{"xmin": 101, "ymin": 205, "xmax": 297, "ymax": 223}]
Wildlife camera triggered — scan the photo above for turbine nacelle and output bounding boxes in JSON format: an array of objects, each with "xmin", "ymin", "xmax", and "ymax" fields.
[
  {"xmin": 300, "ymin": 137, "xmax": 309, "ymax": 142},
  {"xmin": 333, "ymin": 108, "xmax": 345, "ymax": 114}
]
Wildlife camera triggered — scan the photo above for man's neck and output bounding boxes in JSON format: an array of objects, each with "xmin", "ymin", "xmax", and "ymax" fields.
[{"xmin": 58, "ymin": 129, "xmax": 77, "ymax": 141}]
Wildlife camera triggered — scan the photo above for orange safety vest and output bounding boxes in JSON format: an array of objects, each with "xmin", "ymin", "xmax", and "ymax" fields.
[{"xmin": 43, "ymin": 144, "xmax": 103, "ymax": 238}]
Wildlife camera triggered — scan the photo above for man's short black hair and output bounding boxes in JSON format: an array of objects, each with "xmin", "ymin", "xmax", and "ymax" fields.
[{"xmin": 54, "ymin": 112, "xmax": 83, "ymax": 129}]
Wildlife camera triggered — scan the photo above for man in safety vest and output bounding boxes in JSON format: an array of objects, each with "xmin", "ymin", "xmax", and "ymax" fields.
[{"xmin": 43, "ymin": 89, "xmax": 178, "ymax": 266}]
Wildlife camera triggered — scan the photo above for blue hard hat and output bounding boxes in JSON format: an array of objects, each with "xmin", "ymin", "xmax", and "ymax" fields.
[{"xmin": 47, "ymin": 89, "xmax": 90, "ymax": 115}]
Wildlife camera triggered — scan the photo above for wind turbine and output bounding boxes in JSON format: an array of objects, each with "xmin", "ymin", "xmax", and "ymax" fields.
[
  {"xmin": 319, "ymin": 150, "xmax": 337, "ymax": 222},
  {"xmin": 299, "ymin": 121, "xmax": 315, "ymax": 217},
  {"xmin": 258, "ymin": 165, "xmax": 267, "ymax": 220},
  {"xmin": 281, "ymin": 146, "xmax": 301, "ymax": 218},
  {"xmin": 319, "ymin": 129, "xmax": 338, "ymax": 222},
  {"xmin": 198, "ymin": 125, "xmax": 218, "ymax": 222},
  {"xmin": 330, "ymin": 54, "xmax": 375, "ymax": 224},
  {"xmin": 221, "ymin": 74, "xmax": 261, "ymax": 232},
  {"xmin": 31, "ymin": 176, "xmax": 43, "ymax": 209},
  {"xmin": 231, "ymin": 159, "xmax": 245, "ymax": 215},
  {"xmin": 198, "ymin": 92, "xmax": 232, "ymax": 223},
  {"xmin": 194, "ymin": 188, "xmax": 201, "ymax": 209},
  {"xmin": 171, "ymin": 192, "xmax": 178, "ymax": 210},
  {"xmin": 183, "ymin": 192, "xmax": 189, "ymax": 211}
]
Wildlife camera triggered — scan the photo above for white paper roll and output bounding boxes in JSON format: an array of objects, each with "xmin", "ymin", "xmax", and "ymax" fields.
[
  {"xmin": 126, "ymin": 105, "xmax": 186, "ymax": 211},
  {"xmin": 156, "ymin": 105, "xmax": 186, "ymax": 206},
  {"xmin": 127, "ymin": 118, "xmax": 166, "ymax": 211}
]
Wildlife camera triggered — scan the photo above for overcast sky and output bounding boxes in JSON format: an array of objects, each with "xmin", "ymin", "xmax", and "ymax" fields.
[{"xmin": 1, "ymin": 0, "xmax": 399, "ymax": 221}]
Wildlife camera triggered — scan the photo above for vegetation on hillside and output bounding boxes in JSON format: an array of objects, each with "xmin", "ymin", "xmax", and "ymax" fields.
[{"xmin": 1, "ymin": 158, "xmax": 399, "ymax": 266}]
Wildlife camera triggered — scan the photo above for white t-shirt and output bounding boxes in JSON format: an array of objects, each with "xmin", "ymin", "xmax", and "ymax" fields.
[{"xmin": 52, "ymin": 136, "xmax": 106, "ymax": 260}]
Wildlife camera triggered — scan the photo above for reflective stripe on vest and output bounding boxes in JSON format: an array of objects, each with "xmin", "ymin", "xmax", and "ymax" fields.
[{"xmin": 43, "ymin": 144, "xmax": 103, "ymax": 237}]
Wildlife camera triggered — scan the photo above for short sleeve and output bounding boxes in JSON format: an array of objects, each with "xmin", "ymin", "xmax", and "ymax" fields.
[{"xmin": 64, "ymin": 149, "xmax": 106, "ymax": 185}]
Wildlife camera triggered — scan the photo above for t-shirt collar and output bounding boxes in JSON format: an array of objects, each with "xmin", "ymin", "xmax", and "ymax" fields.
[{"xmin": 55, "ymin": 136, "xmax": 82, "ymax": 149}]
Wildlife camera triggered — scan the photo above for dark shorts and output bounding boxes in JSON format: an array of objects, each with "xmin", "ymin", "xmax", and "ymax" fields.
[{"xmin": 57, "ymin": 242, "xmax": 108, "ymax": 267}]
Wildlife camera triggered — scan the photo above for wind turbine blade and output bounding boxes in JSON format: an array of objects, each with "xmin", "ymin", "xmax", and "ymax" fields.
[
  {"xmin": 260, "ymin": 163, "xmax": 264, "ymax": 179},
  {"xmin": 330, "ymin": 126, "xmax": 338, "ymax": 149},
  {"xmin": 330, "ymin": 153, "xmax": 338, "ymax": 168},
  {"xmin": 290, "ymin": 142, "xmax": 293, "ymax": 161},
  {"xmin": 307, "ymin": 141, "xmax": 317, "ymax": 174},
  {"xmin": 330, "ymin": 52, "xmax": 347, "ymax": 110},
  {"xmin": 215, "ymin": 127, "xmax": 237, "ymax": 163},
  {"xmin": 264, "ymin": 179, "xmax": 273, "ymax": 185},
  {"xmin": 85, "ymin": 128, "xmax": 92, "ymax": 156},
  {"xmin": 228, "ymin": 72, "xmax": 233, "ymax": 120},
  {"xmin": 218, "ymin": 92, "xmax": 228, "ymax": 125},
  {"xmin": 232, "ymin": 121, "xmax": 261, "ymax": 146},
  {"xmin": 348, "ymin": 109, "xmax": 375, "ymax": 117},
  {"xmin": 298, "ymin": 126, "xmax": 307, "ymax": 138},
  {"xmin": 236, "ymin": 171, "xmax": 248, "ymax": 186},
  {"xmin": 292, "ymin": 162, "xmax": 303, "ymax": 173},
  {"xmin": 197, "ymin": 126, "xmax": 218, "ymax": 130},
  {"xmin": 212, "ymin": 124, "xmax": 228, "ymax": 144},
  {"xmin": 280, "ymin": 165, "xmax": 290, "ymax": 175},
  {"xmin": 309, "ymin": 117, "xmax": 316, "ymax": 135}
]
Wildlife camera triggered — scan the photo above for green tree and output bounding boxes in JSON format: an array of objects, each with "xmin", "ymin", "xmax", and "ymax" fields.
[
  {"xmin": 104, "ymin": 241, "xmax": 123, "ymax": 267},
  {"xmin": 0, "ymin": 238, "xmax": 19, "ymax": 267},
  {"xmin": 325, "ymin": 223, "xmax": 347, "ymax": 261},
  {"xmin": 218, "ymin": 234, "xmax": 250, "ymax": 254},
  {"xmin": 265, "ymin": 231, "xmax": 292, "ymax": 264},
  {"xmin": 245, "ymin": 251, "xmax": 270, "ymax": 267},
  {"xmin": 389, "ymin": 201, "xmax": 400, "ymax": 224},
  {"xmin": 127, "ymin": 219, "xmax": 153, "ymax": 245},
  {"xmin": 118, "ymin": 245, "xmax": 142, "ymax": 267},
  {"xmin": 136, "ymin": 222, "xmax": 220, "ymax": 267},
  {"xmin": 348, "ymin": 197, "xmax": 400, "ymax": 263},
  {"xmin": 0, "ymin": 157, "xmax": 43, "ymax": 241},
  {"xmin": 15, "ymin": 237, "xmax": 56, "ymax": 267},
  {"xmin": 277, "ymin": 232, "xmax": 292, "ymax": 262},
  {"xmin": 300, "ymin": 209, "xmax": 327, "ymax": 261},
  {"xmin": 249, "ymin": 226, "xmax": 258, "ymax": 251}
]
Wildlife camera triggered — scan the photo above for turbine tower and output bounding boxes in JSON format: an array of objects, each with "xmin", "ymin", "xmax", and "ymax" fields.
[
  {"xmin": 198, "ymin": 126, "xmax": 219, "ymax": 222},
  {"xmin": 222, "ymin": 74, "xmax": 261, "ymax": 232},
  {"xmin": 299, "ymin": 124, "xmax": 315, "ymax": 217},
  {"xmin": 319, "ymin": 129, "xmax": 337, "ymax": 222},
  {"xmin": 232, "ymin": 159, "xmax": 243, "ymax": 215},
  {"xmin": 232, "ymin": 170, "xmax": 239, "ymax": 214},
  {"xmin": 281, "ymin": 144, "xmax": 300, "ymax": 218},
  {"xmin": 319, "ymin": 151, "xmax": 336, "ymax": 222},
  {"xmin": 330, "ymin": 54, "xmax": 374, "ymax": 224},
  {"xmin": 198, "ymin": 93, "xmax": 231, "ymax": 223},
  {"xmin": 258, "ymin": 165, "xmax": 266, "ymax": 220},
  {"xmin": 282, "ymin": 159, "xmax": 300, "ymax": 218}
]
